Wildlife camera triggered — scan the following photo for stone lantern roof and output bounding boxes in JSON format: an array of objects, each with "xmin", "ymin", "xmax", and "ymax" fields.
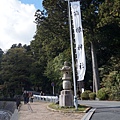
[
  {"xmin": 61, "ymin": 61, "xmax": 71, "ymax": 80},
  {"xmin": 61, "ymin": 61, "xmax": 71, "ymax": 71}
]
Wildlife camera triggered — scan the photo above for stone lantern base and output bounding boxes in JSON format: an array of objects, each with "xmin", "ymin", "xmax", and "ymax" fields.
[{"xmin": 59, "ymin": 90, "xmax": 73, "ymax": 107}]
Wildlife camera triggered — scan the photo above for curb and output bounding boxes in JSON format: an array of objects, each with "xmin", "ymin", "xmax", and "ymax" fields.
[
  {"xmin": 81, "ymin": 108, "xmax": 96, "ymax": 120},
  {"xmin": 47, "ymin": 104, "xmax": 90, "ymax": 113},
  {"xmin": 10, "ymin": 109, "xmax": 19, "ymax": 120}
]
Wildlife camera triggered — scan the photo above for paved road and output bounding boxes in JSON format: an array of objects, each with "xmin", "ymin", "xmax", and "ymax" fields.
[{"xmin": 78, "ymin": 100, "xmax": 120, "ymax": 120}]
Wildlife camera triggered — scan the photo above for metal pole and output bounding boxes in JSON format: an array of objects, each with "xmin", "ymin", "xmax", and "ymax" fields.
[
  {"xmin": 53, "ymin": 86, "xmax": 54, "ymax": 96},
  {"xmin": 67, "ymin": 0, "xmax": 78, "ymax": 109}
]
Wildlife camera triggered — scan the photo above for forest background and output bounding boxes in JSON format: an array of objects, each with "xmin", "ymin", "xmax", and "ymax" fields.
[{"xmin": 0, "ymin": 0, "xmax": 120, "ymax": 100}]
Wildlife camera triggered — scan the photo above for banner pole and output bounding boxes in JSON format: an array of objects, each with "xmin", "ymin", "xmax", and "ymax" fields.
[{"xmin": 67, "ymin": 0, "xmax": 78, "ymax": 109}]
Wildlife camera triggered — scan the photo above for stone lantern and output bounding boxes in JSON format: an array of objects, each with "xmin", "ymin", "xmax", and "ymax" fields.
[{"xmin": 59, "ymin": 61, "xmax": 73, "ymax": 107}]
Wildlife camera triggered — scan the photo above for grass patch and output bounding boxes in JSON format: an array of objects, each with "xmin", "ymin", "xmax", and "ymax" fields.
[{"xmin": 48, "ymin": 103, "xmax": 89, "ymax": 112}]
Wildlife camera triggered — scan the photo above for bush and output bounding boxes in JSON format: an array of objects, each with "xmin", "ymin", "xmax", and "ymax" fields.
[
  {"xmin": 96, "ymin": 88, "xmax": 108, "ymax": 100},
  {"xmin": 89, "ymin": 92, "xmax": 96, "ymax": 100},
  {"xmin": 81, "ymin": 90, "xmax": 92, "ymax": 100}
]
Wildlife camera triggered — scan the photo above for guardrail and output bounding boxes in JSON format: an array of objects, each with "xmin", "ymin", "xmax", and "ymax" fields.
[{"xmin": 33, "ymin": 95, "xmax": 59, "ymax": 103}]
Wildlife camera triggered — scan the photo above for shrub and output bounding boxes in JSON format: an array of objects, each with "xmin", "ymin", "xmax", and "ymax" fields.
[
  {"xmin": 89, "ymin": 92, "xmax": 96, "ymax": 100},
  {"xmin": 81, "ymin": 90, "xmax": 92, "ymax": 100},
  {"xmin": 96, "ymin": 88, "xmax": 108, "ymax": 100}
]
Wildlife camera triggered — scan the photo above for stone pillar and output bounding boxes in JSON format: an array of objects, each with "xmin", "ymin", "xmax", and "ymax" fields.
[{"xmin": 59, "ymin": 61, "xmax": 73, "ymax": 107}]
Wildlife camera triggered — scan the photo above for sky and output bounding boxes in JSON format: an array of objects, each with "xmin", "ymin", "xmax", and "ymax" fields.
[{"xmin": 0, "ymin": 0, "xmax": 43, "ymax": 52}]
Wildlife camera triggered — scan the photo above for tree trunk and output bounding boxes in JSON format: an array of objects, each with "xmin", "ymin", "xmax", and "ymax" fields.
[{"xmin": 91, "ymin": 41, "xmax": 100, "ymax": 93}]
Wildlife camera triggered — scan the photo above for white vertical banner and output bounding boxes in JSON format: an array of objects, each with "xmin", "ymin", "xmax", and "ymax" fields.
[{"xmin": 71, "ymin": 1, "xmax": 86, "ymax": 81}]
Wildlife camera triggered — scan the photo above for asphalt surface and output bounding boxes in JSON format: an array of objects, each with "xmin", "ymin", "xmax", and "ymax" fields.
[
  {"xmin": 79, "ymin": 100, "xmax": 120, "ymax": 120},
  {"xmin": 91, "ymin": 107, "xmax": 120, "ymax": 120}
]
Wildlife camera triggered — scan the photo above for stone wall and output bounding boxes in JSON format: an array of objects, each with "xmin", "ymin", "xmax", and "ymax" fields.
[{"xmin": 0, "ymin": 101, "xmax": 17, "ymax": 120}]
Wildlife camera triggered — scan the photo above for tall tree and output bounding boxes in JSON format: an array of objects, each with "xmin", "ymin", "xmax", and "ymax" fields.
[
  {"xmin": 0, "ymin": 48, "xmax": 4, "ymax": 84},
  {"xmin": 0, "ymin": 47, "xmax": 34, "ymax": 97},
  {"xmin": 80, "ymin": 0, "xmax": 105, "ymax": 92},
  {"xmin": 97, "ymin": 0, "xmax": 120, "ymax": 99},
  {"xmin": 32, "ymin": 0, "xmax": 120, "ymax": 94},
  {"xmin": 30, "ymin": 0, "xmax": 72, "ymax": 93},
  {"xmin": 0, "ymin": 48, "xmax": 3, "ymax": 59},
  {"xmin": 31, "ymin": 0, "xmax": 105, "ymax": 93}
]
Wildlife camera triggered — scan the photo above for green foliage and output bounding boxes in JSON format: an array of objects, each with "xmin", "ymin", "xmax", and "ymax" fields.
[
  {"xmin": 96, "ymin": 88, "xmax": 108, "ymax": 100},
  {"xmin": 30, "ymin": 0, "xmax": 70, "ymax": 94},
  {"xmin": 89, "ymin": 92, "xmax": 96, "ymax": 100},
  {"xmin": 0, "ymin": 48, "xmax": 4, "ymax": 83},
  {"xmin": 44, "ymin": 48, "xmax": 71, "ymax": 93},
  {"xmin": 81, "ymin": 90, "xmax": 92, "ymax": 100},
  {"xmin": 98, "ymin": 0, "xmax": 120, "ymax": 27},
  {"xmin": 0, "ymin": 46, "xmax": 34, "ymax": 96},
  {"xmin": 0, "ymin": 48, "xmax": 3, "ymax": 59},
  {"xmin": 48, "ymin": 103, "xmax": 88, "ymax": 112},
  {"xmin": 0, "ymin": 0, "xmax": 120, "ymax": 99},
  {"xmin": 99, "ymin": 55, "xmax": 120, "ymax": 100}
]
